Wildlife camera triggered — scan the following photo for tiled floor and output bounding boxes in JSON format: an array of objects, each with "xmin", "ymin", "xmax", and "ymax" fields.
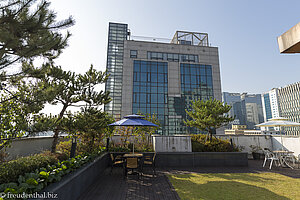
[{"xmin": 78, "ymin": 160, "xmax": 300, "ymax": 200}]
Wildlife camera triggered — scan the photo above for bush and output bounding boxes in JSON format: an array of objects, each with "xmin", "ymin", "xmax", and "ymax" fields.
[
  {"xmin": 56, "ymin": 140, "xmax": 101, "ymax": 158},
  {"xmin": 108, "ymin": 141, "xmax": 154, "ymax": 152},
  {"xmin": 191, "ymin": 134, "xmax": 239, "ymax": 152},
  {"xmin": 0, "ymin": 150, "xmax": 104, "ymax": 196},
  {"xmin": 0, "ymin": 153, "xmax": 58, "ymax": 184}
]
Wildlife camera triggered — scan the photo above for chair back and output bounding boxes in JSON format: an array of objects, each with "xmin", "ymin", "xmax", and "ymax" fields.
[
  {"xmin": 126, "ymin": 157, "xmax": 138, "ymax": 169},
  {"xmin": 110, "ymin": 153, "xmax": 114, "ymax": 161},
  {"xmin": 144, "ymin": 152, "xmax": 156, "ymax": 163},
  {"xmin": 152, "ymin": 152, "xmax": 156, "ymax": 162},
  {"xmin": 263, "ymin": 148, "xmax": 275, "ymax": 159}
]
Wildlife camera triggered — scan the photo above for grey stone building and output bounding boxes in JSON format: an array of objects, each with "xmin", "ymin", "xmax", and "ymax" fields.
[{"xmin": 105, "ymin": 22, "xmax": 222, "ymax": 135}]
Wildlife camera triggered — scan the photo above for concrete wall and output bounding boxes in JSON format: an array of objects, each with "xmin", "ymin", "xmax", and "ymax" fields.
[
  {"xmin": 1, "ymin": 137, "xmax": 55, "ymax": 160},
  {"xmin": 278, "ymin": 22, "xmax": 300, "ymax": 53},
  {"xmin": 156, "ymin": 152, "xmax": 248, "ymax": 167},
  {"xmin": 152, "ymin": 135, "xmax": 191, "ymax": 152},
  {"xmin": 218, "ymin": 135, "xmax": 300, "ymax": 157}
]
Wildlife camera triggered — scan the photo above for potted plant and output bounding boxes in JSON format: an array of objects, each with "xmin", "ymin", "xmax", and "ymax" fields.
[{"xmin": 249, "ymin": 145, "xmax": 262, "ymax": 160}]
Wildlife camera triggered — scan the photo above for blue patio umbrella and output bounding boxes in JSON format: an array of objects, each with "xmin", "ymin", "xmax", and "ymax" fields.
[{"xmin": 109, "ymin": 114, "xmax": 158, "ymax": 153}]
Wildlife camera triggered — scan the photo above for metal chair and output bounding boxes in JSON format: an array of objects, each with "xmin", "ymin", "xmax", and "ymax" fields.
[
  {"xmin": 142, "ymin": 152, "xmax": 156, "ymax": 175},
  {"xmin": 124, "ymin": 157, "xmax": 141, "ymax": 178},
  {"xmin": 262, "ymin": 149, "xmax": 279, "ymax": 169},
  {"xmin": 110, "ymin": 153, "xmax": 125, "ymax": 174}
]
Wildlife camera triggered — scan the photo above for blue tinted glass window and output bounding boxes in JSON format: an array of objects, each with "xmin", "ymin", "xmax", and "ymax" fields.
[
  {"xmin": 206, "ymin": 65, "xmax": 212, "ymax": 75},
  {"xmin": 133, "ymin": 107, "xmax": 138, "ymax": 114},
  {"xmin": 140, "ymin": 93, "xmax": 146, "ymax": 103},
  {"xmin": 185, "ymin": 74, "xmax": 190, "ymax": 83},
  {"xmin": 158, "ymin": 74, "xmax": 164, "ymax": 82},
  {"xmin": 133, "ymin": 72, "xmax": 140, "ymax": 82},
  {"xmin": 141, "ymin": 65, "xmax": 147, "ymax": 73},
  {"xmin": 141, "ymin": 73, "xmax": 147, "ymax": 82},
  {"xmin": 151, "ymin": 107, "xmax": 157, "ymax": 114},
  {"xmin": 133, "ymin": 85, "xmax": 139, "ymax": 93},
  {"xmin": 200, "ymin": 68, "xmax": 205, "ymax": 76},
  {"xmin": 151, "ymin": 87, "xmax": 157, "ymax": 93},
  {"xmin": 140, "ymin": 86, "xmax": 146, "ymax": 93},
  {"xmin": 207, "ymin": 76, "xmax": 213, "ymax": 86},
  {"xmin": 158, "ymin": 87, "xmax": 164, "ymax": 93},
  {"xmin": 184, "ymin": 66, "xmax": 190, "ymax": 74},
  {"xmin": 201, "ymin": 76, "xmax": 206, "ymax": 85},
  {"xmin": 151, "ymin": 74, "xmax": 157, "ymax": 82},
  {"xmin": 134, "ymin": 63, "xmax": 140, "ymax": 72},
  {"xmin": 151, "ymin": 94, "xmax": 157, "ymax": 103},
  {"xmin": 191, "ymin": 75, "xmax": 197, "ymax": 85},
  {"xmin": 190, "ymin": 67, "xmax": 196, "ymax": 75},
  {"xmin": 158, "ymin": 94, "xmax": 164, "ymax": 103},
  {"xmin": 158, "ymin": 65, "xmax": 164, "ymax": 73}
]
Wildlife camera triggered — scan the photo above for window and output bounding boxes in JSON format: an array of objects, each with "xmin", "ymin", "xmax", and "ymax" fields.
[{"xmin": 130, "ymin": 50, "xmax": 138, "ymax": 58}]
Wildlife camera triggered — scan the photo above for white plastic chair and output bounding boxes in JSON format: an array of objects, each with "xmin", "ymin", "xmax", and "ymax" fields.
[{"xmin": 262, "ymin": 149, "xmax": 279, "ymax": 169}]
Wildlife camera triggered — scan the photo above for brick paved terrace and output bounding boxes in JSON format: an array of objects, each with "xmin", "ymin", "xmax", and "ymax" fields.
[{"xmin": 78, "ymin": 160, "xmax": 300, "ymax": 200}]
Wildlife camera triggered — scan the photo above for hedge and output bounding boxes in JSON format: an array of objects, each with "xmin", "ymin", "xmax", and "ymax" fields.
[
  {"xmin": 0, "ymin": 153, "xmax": 58, "ymax": 184},
  {"xmin": 191, "ymin": 134, "xmax": 239, "ymax": 152}
]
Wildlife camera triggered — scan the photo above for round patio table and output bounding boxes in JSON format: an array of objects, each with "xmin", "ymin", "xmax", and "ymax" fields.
[
  {"xmin": 273, "ymin": 150, "xmax": 294, "ymax": 169},
  {"xmin": 123, "ymin": 153, "xmax": 143, "ymax": 158}
]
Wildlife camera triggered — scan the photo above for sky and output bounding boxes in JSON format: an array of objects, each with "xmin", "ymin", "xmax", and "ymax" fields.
[{"xmin": 49, "ymin": 0, "xmax": 300, "ymax": 94}]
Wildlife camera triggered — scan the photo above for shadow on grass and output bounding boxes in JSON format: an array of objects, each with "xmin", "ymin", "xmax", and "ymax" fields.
[{"xmin": 168, "ymin": 174, "xmax": 290, "ymax": 200}]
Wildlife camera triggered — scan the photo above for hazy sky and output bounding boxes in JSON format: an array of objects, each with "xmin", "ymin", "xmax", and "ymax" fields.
[{"xmin": 50, "ymin": 0, "xmax": 300, "ymax": 94}]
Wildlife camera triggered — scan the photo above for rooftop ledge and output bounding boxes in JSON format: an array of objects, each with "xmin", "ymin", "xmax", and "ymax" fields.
[{"xmin": 278, "ymin": 22, "xmax": 300, "ymax": 53}]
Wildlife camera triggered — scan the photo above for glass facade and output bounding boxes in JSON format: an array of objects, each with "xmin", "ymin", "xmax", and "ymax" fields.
[
  {"xmin": 104, "ymin": 23, "xmax": 128, "ymax": 120},
  {"xmin": 147, "ymin": 52, "xmax": 199, "ymax": 63},
  {"xmin": 132, "ymin": 61, "xmax": 214, "ymax": 135},
  {"xmin": 263, "ymin": 93, "xmax": 272, "ymax": 120},
  {"xmin": 132, "ymin": 60, "xmax": 168, "ymax": 134},
  {"xmin": 178, "ymin": 63, "xmax": 214, "ymax": 134}
]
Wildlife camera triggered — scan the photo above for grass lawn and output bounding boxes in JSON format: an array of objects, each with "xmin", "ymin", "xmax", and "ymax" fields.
[{"xmin": 167, "ymin": 172, "xmax": 300, "ymax": 200}]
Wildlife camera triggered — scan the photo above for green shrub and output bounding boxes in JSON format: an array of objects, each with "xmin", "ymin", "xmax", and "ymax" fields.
[
  {"xmin": 191, "ymin": 134, "xmax": 239, "ymax": 152},
  {"xmin": 0, "ymin": 150, "xmax": 104, "ymax": 196},
  {"xmin": 56, "ymin": 140, "xmax": 96, "ymax": 157},
  {"xmin": 108, "ymin": 141, "xmax": 154, "ymax": 152},
  {"xmin": 0, "ymin": 153, "xmax": 58, "ymax": 184}
]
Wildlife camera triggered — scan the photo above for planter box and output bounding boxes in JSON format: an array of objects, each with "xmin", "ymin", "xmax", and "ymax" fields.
[
  {"xmin": 37, "ymin": 153, "xmax": 110, "ymax": 200},
  {"xmin": 156, "ymin": 152, "xmax": 248, "ymax": 167}
]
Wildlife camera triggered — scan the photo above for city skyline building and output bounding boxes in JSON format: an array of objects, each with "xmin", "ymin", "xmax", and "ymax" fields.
[
  {"xmin": 262, "ymin": 88, "xmax": 280, "ymax": 122},
  {"xmin": 277, "ymin": 82, "xmax": 300, "ymax": 136},
  {"xmin": 222, "ymin": 92, "xmax": 264, "ymax": 129},
  {"xmin": 105, "ymin": 22, "xmax": 222, "ymax": 135}
]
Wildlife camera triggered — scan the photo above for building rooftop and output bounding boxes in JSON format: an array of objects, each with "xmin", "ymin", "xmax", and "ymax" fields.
[{"xmin": 129, "ymin": 30, "xmax": 210, "ymax": 47}]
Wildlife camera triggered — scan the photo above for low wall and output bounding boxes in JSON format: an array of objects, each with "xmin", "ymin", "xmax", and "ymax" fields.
[
  {"xmin": 2, "ymin": 137, "xmax": 56, "ymax": 160},
  {"xmin": 39, "ymin": 153, "xmax": 110, "ymax": 200},
  {"xmin": 152, "ymin": 135, "xmax": 192, "ymax": 152},
  {"xmin": 218, "ymin": 135, "xmax": 300, "ymax": 157},
  {"xmin": 156, "ymin": 152, "xmax": 248, "ymax": 167}
]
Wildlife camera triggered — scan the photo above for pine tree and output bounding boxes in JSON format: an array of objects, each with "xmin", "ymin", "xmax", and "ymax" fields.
[
  {"xmin": 184, "ymin": 99, "xmax": 234, "ymax": 140},
  {"xmin": 0, "ymin": 0, "xmax": 74, "ymax": 74},
  {"xmin": 24, "ymin": 64, "xmax": 111, "ymax": 153}
]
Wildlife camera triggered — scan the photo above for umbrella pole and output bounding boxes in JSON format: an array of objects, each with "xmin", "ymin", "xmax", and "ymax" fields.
[
  {"xmin": 133, "ymin": 126, "xmax": 135, "ymax": 154},
  {"xmin": 280, "ymin": 126, "xmax": 284, "ymax": 150}
]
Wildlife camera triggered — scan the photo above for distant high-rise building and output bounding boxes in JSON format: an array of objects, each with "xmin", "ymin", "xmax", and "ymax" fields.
[
  {"xmin": 222, "ymin": 92, "xmax": 264, "ymax": 129},
  {"xmin": 277, "ymin": 82, "xmax": 300, "ymax": 136},
  {"xmin": 105, "ymin": 22, "xmax": 222, "ymax": 135},
  {"xmin": 262, "ymin": 88, "xmax": 280, "ymax": 122}
]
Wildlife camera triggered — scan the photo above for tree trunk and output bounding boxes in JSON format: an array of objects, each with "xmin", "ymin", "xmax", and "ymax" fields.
[{"xmin": 51, "ymin": 103, "xmax": 68, "ymax": 153}]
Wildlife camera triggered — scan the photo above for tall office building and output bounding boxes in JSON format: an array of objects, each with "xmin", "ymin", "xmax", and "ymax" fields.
[
  {"xmin": 104, "ymin": 22, "xmax": 222, "ymax": 135},
  {"xmin": 222, "ymin": 92, "xmax": 264, "ymax": 129},
  {"xmin": 277, "ymin": 82, "xmax": 300, "ymax": 135},
  {"xmin": 262, "ymin": 88, "xmax": 280, "ymax": 122},
  {"xmin": 104, "ymin": 23, "xmax": 128, "ymax": 120},
  {"xmin": 241, "ymin": 93, "xmax": 264, "ymax": 129}
]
